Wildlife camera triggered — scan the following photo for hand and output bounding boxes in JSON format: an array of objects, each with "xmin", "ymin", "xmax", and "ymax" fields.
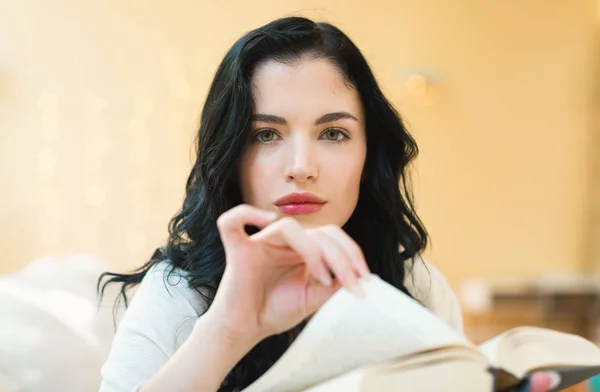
[
  {"xmin": 207, "ymin": 204, "xmax": 370, "ymax": 343},
  {"xmin": 522, "ymin": 372, "xmax": 561, "ymax": 392}
]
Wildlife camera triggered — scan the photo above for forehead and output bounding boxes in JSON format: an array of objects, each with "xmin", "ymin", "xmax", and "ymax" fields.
[{"xmin": 251, "ymin": 58, "xmax": 363, "ymax": 117}]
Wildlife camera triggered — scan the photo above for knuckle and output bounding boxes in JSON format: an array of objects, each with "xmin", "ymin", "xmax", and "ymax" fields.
[
  {"xmin": 278, "ymin": 217, "xmax": 297, "ymax": 228},
  {"xmin": 216, "ymin": 213, "xmax": 228, "ymax": 229},
  {"xmin": 326, "ymin": 225, "xmax": 342, "ymax": 235},
  {"xmin": 233, "ymin": 203, "xmax": 252, "ymax": 214},
  {"xmin": 216, "ymin": 204, "xmax": 247, "ymax": 229}
]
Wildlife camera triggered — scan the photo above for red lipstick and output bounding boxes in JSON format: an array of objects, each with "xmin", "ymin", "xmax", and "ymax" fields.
[{"xmin": 274, "ymin": 192, "xmax": 327, "ymax": 215}]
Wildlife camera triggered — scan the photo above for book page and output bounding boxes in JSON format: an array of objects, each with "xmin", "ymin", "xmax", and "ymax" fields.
[
  {"xmin": 479, "ymin": 326, "xmax": 600, "ymax": 390},
  {"xmin": 243, "ymin": 275, "xmax": 469, "ymax": 392},
  {"xmin": 478, "ymin": 334, "xmax": 503, "ymax": 367},
  {"xmin": 304, "ymin": 348, "xmax": 492, "ymax": 392}
]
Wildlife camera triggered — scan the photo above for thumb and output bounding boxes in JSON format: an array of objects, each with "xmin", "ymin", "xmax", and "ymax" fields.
[
  {"xmin": 525, "ymin": 372, "xmax": 561, "ymax": 392},
  {"xmin": 304, "ymin": 279, "xmax": 342, "ymax": 316}
]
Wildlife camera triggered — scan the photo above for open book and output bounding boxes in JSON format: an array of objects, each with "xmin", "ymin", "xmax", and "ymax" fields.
[{"xmin": 242, "ymin": 275, "xmax": 600, "ymax": 392}]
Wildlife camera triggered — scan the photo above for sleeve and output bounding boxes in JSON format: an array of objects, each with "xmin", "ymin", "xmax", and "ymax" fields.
[
  {"xmin": 404, "ymin": 257, "xmax": 464, "ymax": 334},
  {"xmin": 98, "ymin": 263, "xmax": 207, "ymax": 392}
]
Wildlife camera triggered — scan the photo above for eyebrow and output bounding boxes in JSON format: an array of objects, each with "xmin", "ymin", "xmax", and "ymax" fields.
[
  {"xmin": 251, "ymin": 113, "xmax": 287, "ymax": 125},
  {"xmin": 251, "ymin": 111, "xmax": 359, "ymax": 126},
  {"xmin": 314, "ymin": 112, "xmax": 359, "ymax": 125}
]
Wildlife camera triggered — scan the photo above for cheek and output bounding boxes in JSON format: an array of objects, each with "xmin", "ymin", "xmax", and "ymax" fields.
[
  {"xmin": 323, "ymin": 152, "xmax": 365, "ymax": 227},
  {"xmin": 327, "ymin": 149, "xmax": 365, "ymax": 198},
  {"xmin": 341, "ymin": 159, "xmax": 364, "ymax": 193},
  {"xmin": 240, "ymin": 152, "xmax": 277, "ymax": 206}
]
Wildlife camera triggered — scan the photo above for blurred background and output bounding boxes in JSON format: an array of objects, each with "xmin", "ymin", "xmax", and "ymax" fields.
[{"xmin": 0, "ymin": 0, "xmax": 599, "ymax": 391}]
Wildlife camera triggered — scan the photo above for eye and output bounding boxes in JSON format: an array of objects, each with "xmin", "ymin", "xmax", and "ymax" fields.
[
  {"xmin": 320, "ymin": 128, "xmax": 349, "ymax": 142},
  {"xmin": 254, "ymin": 129, "xmax": 281, "ymax": 143}
]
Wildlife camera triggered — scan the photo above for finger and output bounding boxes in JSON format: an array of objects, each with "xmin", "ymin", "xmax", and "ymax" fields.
[
  {"xmin": 319, "ymin": 225, "xmax": 370, "ymax": 277},
  {"xmin": 217, "ymin": 204, "xmax": 278, "ymax": 247},
  {"xmin": 305, "ymin": 278, "xmax": 343, "ymax": 315},
  {"xmin": 310, "ymin": 232, "xmax": 363, "ymax": 296},
  {"xmin": 525, "ymin": 372, "xmax": 560, "ymax": 392},
  {"xmin": 252, "ymin": 218, "xmax": 332, "ymax": 286}
]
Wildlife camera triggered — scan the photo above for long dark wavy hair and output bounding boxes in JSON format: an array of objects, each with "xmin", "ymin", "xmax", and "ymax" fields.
[{"xmin": 98, "ymin": 16, "xmax": 428, "ymax": 391}]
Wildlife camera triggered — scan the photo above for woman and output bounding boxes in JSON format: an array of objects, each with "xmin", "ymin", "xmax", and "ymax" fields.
[{"xmin": 98, "ymin": 16, "xmax": 558, "ymax": 392}]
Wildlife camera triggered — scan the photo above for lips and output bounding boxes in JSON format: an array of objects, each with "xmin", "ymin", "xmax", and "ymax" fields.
[
  {"xmin": 274, "ymin": 192, "xmax": 326, "ymax": 215},
  {"xmin": 274, "ymin": 192, "xmax": 326, "ymax": 206}
]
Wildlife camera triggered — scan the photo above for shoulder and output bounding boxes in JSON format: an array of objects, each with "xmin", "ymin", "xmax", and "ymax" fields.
[
  {"xmin": 404, "ymin": 257, "xmax": 464, "ymax": 333},
  {"xmin": 138, "ymin": 260, "xmax": 208, "ymax": 314},
  {"xmin": 117, "ymin": 260, "xmax": 209, "ymax": 348},
  {"xmin": 99, "ymin": 260, "xmax": 208, "ymax": 392}
]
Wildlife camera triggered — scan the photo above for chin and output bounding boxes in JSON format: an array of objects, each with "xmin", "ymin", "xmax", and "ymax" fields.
[
  {"xmin": 288, "ymin": 215, "xmax": 324, "ymax": 228},
  {"xmin": 287, "ymin": 213, "xmax": 347, "ymax": 228}
]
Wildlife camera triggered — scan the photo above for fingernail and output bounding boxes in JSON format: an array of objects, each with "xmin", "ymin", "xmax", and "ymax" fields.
[
  {"xmin": 320, "ymin": 274, "xmax": 332, "ymax": 287},
  {"xmin": 548, "ymin": 371, "xmax": 561, "ymax": 389},
  {"xmin": 266, "ymin": 212, "xmax": 278, "ymax": 219}
]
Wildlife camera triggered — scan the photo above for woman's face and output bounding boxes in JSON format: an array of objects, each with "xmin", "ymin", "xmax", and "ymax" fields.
[{"xmin": 239, "ymin": 57, "xmax": 367, "ymax": 228}]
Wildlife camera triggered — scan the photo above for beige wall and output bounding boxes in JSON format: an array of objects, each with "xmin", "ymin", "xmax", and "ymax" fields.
[{"xmin": 0, "ymin": 0, "xmax": 597, "ymax": 287}]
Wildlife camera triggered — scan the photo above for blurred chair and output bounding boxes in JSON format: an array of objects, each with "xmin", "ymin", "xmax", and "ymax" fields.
[{"xmin": 0, "ymin": 254, "xmax": 127, "ymax": 392}]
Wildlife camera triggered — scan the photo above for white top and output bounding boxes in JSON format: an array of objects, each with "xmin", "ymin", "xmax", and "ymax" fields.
[{"xmin": 98, "ymin": 259, "xmax": 463, "ymax": 392}]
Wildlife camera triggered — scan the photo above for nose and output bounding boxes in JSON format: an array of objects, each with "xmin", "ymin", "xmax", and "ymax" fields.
[{"xmin": 284, "ymin": 137, "xmax": 318, "ymax": 183}]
